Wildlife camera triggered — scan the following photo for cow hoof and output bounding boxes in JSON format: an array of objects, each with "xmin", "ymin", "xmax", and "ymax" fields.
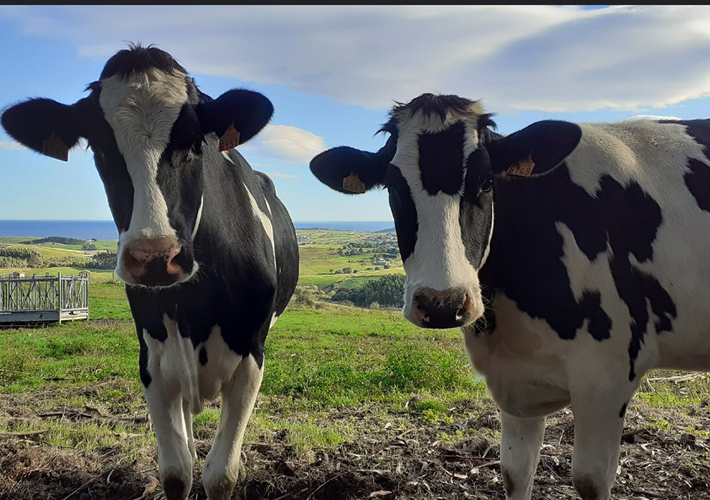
[
  {"xmin": 163, "ymin": 475, "xmax": 189, "ymax": 500},
  {"xmin": 205, "ymin": 475, "xmax": 237, "ymax": 500}
]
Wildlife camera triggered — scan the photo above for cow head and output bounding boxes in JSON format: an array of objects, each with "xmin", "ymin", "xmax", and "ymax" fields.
[
  {"xmin": 1, "ymin": 43, "xmax": 273, "ymax": 287},
  {"xmin": 310, "ymin": 93, "xmax": 581, "ymax": 328}
]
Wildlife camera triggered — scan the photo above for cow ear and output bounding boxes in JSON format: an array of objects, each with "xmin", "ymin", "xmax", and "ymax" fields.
[
  {"xmin": 310, "ymin": 136, "xmax": 396, "ymax": 195},
  {"xmin": 1, "ymin": 98, "xmax": 86, "ymax": 162},
  {"xmin": 488, "ymin": 120, "xmax": 582, "ymax": 178},
  {"xmin": 197, "ymin": 89, "xmax": 274, "ymax": 151}
]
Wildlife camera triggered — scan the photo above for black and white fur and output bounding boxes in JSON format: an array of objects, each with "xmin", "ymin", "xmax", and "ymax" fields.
[
  {"xmin": 310, "ymin": 92, "xmax": 710, "ymax": 499},
  {"xmin": 2, "ymin": 44, "xmax": 299, "ymax": 500}
]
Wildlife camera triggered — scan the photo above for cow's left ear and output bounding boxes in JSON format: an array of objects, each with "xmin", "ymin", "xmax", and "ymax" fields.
[
  {"xmin": 197, "ymin": 89, "xmax": 274, "ymax": 151},
  {"xmin": 487, "ymin": 120, "xmax": 582, "ymax": 177}
]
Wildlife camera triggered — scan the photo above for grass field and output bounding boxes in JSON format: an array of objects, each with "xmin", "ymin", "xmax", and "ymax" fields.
[{"xmin": 2, "ymin": 231, "xmax": 710, "ymax": 499}]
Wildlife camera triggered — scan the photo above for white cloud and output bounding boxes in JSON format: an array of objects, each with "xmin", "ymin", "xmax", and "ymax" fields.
[
  {"xmin": 268, "ymin": 172, "xmax": 298, "ymax": 179},
  {"xmin": 0, "ymin": 140, "xmax": 26, "ymax": 152},
  {"xmin": 244, "ymin": 124, "xmax": 327, "ymax": 164},
  {"xmin": 3, "ymin": 6, "xmax": 710, "ymax": 113}
]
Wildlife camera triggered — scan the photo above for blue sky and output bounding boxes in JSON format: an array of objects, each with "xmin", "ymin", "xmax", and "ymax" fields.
[{"xmin": 3, "ymin": 5, "xmax": 710, "ymax": 223}]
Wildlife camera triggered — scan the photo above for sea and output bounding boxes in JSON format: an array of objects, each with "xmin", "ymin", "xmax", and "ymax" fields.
[{"xmin": 0, "ymin": 220, "xmax": 395, "ymax": 240}]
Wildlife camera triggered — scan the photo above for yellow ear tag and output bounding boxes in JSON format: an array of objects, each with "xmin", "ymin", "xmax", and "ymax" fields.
[
  {"xmin": 42, "ymin": 132, "xmax": 69, "ymax": 161},
  {"xmin": 506, "ymin": 156, "xmax": 536, "ymax": 177},
  {"xmin": 343, "ymin": 172, "xmax": 366, "ymax": 193},
  {"xmin": 219, "ymin": 124, "xmax": 241, "ymax": 152}
]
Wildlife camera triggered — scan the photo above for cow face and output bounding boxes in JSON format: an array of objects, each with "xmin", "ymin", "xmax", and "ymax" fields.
[
  {"xmin": 1, "ymin": 44, "xmax": 273, "ymax": 287},
  {"xmin": 310, "ymin": 93, "xmax": 581, "ymax": 329}
]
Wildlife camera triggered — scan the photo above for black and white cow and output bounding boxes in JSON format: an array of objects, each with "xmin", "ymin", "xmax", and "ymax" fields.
[
  {"xmin": 310, "ymin": 92, "xmax": 710, "ymax": 500},
  {"xmin": 1, "ymin": 44, "xmax": 299, "ymax": 500}
]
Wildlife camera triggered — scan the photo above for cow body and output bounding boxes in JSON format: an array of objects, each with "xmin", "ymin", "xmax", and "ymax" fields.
[
  {"xmin": 310, "ymin": 93, "xmax": 710, "ymax": 499},
  {"xmin": 1, "ymin": 44, "xmax": 298, "ymax": 500}
]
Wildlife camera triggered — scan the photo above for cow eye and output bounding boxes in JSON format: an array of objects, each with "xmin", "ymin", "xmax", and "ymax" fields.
[
  {"xmin": 481, "ymin": 177, "xmax": 494, "ymax": 193},
  {"xmin": 191, "ymin": 141, "xmax": 203, "ymax": 155}
]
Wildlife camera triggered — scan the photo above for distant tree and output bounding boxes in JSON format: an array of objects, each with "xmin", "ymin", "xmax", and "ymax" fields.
[
  {"xmin": 361, "ymin": 274, "xmax": 406, "ymax": 307},
  {"xmin": 82, "ymin": 243, "xmax": 98, "ymax": 251},
  {"xmin": 88, "ymin": 251, "xmax": 117, "ymax": 269}
]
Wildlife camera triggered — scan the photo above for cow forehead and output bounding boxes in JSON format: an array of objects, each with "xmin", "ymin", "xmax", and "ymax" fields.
[
  {"xmin": 99, "ymin": 68, "xmax": 189, "ymax": 138},
  {"xmin": 391, "ymin": 111, "xmax": 486, "ymax": 197},
  {"xmin": 391, "ymin": 99, "xmax": 487, "ymax": 177}
]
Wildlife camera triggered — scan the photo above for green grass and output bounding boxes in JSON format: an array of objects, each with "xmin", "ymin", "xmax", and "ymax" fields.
[{"xmin": 4, "ymin": 230, "xmax": 709, "ymax": 462}]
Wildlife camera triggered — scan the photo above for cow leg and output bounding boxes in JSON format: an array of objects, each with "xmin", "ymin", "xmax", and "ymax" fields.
[
  {"xmin": 499, "ymin": 412, "xmax": 545, "ymax": 500},
  {"xmin": 183, "ymin": 398, "xmax": 196, "ymax": 461},
  {"xmin": 569, "ymin": 385, "xmax": 632, "ymax": 500},
  {"xmin": 202, "ymin": 353, "xmax": 263, "ymax": 500},
  {"xmin": 144, "ymin": 379, "xmax": 194, "ymax": 500}
]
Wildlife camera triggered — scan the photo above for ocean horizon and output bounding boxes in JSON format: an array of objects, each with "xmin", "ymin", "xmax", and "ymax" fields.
[{"xmin": 0, "ymin": 220, "xmax": 395, "ymax": 240}]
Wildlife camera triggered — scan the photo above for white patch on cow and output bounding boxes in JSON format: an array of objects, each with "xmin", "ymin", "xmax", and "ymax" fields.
[
  {"xmin": 479, "ymin": 207, "xmax": 495, "ymax": 269},
  {"xmin": 191, "ymin": 195, "xmax": 204, "ymax": 240},
  {"xmin": 393, "ymin": 103, "xmax": 489, "ymax": 323},
  {"xmin": 222, "ymin": 150, "xmax": 236, "ymax": 164},
  {"xmin": 195, "ymin": 325, "xmax": 242, "ymax": 403},
  {"xmin": 203, "ymin": 354, "xmax": 263, "ymax": 499},
  {"xmin": 99, "ymin": 69, "xmax": 188, "ymax": 274},
  {"xmin": 269, "ymin": 312, "xmax": 279, "ymax": 329},
  {"xmin": 566, "ymin": 120, "xmax": 704, "ymax": 197},
  {"xmin": 244, "ymin": 182, "xmax": 277, "ymax": 269},
  {"xmin": 143, "ymin": 313, "xmax": 202, "ymax": 413}
]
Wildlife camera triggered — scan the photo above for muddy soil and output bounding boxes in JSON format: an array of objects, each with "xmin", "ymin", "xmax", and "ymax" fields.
[{"xmin": 2, "ymin": 389, "xmax": 710, "ymax": 499}]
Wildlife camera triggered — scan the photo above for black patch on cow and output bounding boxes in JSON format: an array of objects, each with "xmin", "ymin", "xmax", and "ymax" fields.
[
  {"xmin": 671, "ymin": 119, "xmax": 710, "ymax": 212},
  {"xmin": 418, "ymin": 121, "xmax": 465, "ymax": 195},
  {"xmin": 100, "ymin": 43, "xmax": 187, "ymax": 80},
  {"xmin": 684, "ymin": 158, "xmax": 710, "ymax": 212},
  {"xmin": 137, "ymin": 324, "xmax": 152, "ymax": 388},
  {"xmin": 619, "ymin": 401, "xmax": 628, "ymax": 418},
  {"xmin": 386, "ymin": 165, "xmax": 418, "ymax": 262},
  {"xmin": 486, "ymin": 165, "xmax": 676, "ymax": 379},
  {"xmin": 199, "ymin": 346, "xmax": 208, "ymax": 366},
  {"xmin": 460, "ymin": 148, "xmax": 495, "ymax": 269}
]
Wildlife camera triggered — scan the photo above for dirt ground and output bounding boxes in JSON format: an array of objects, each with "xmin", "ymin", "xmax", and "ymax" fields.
[{"xmin": 2, "ymin": 387, "xmax": 710, "ymax": 500}]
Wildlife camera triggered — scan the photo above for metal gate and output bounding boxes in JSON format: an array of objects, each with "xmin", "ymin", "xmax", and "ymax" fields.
[{"xmin": 0, "ymin": 272, "xmax": 90, "ymax": 323}]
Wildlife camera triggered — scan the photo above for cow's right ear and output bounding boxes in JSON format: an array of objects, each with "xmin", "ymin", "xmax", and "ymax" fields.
[
  {"xmin": 1, "ymin": 98, "xmax": 86, "ymax": 162},
  {"xmin": 310, "ymin": 136, "xmax": 396, "ymax": 195}
]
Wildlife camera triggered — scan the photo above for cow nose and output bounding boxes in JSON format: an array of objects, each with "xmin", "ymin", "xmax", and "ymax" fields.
[
  {"xmin": 413, "ymin": 287, "xmax": 473, "ymax": 329},
  {"xmin": 122, "ymin": 240, "xmax": 185, "ymax": 286}
]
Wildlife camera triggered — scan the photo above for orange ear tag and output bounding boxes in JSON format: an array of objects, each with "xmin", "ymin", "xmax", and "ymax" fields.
[
  {"xmin": 219, "ymin": 124, "xmax": 241, "ymax": 152},
  {"xmin": 42, "ymin": 132, "xmax": 69, "ymax": 161},
  {"xmin": 343, "ymin": 172, "xmax": 366, "ymax": 193},
  {"xmin": 506, "ymin": 156, "xmax": 535, "ymax": 177}
]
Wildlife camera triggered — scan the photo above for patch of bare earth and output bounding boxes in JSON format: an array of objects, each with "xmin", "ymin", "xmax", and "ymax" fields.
[{"xmin": 2, "ymin": 388, "xmax": 710, "ymax": 499}]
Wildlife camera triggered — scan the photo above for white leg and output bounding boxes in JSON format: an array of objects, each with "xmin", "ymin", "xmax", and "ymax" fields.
[
  {"xmin": 569, "ymin": 389, "xmax": 628, "ymax": 500},
  {"xmin": 202, "ymin": 354, "xmax": 263, "ymax": 500},
  {"xmin": 572, "ymin": 373, "xmax": 640, "ymax": 500},
  {"xmin": 499, "ymin": 412, "xmax": 545, "ymax": 500},
  {"xmin": 144, "ymin": 378, "xmax": 193, "ymax": 500}
]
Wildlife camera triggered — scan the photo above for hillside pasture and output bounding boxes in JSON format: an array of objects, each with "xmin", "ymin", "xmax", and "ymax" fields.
[{"xmin": 1, "ymin": 231, "xmax": 710, "ymax": 499}]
